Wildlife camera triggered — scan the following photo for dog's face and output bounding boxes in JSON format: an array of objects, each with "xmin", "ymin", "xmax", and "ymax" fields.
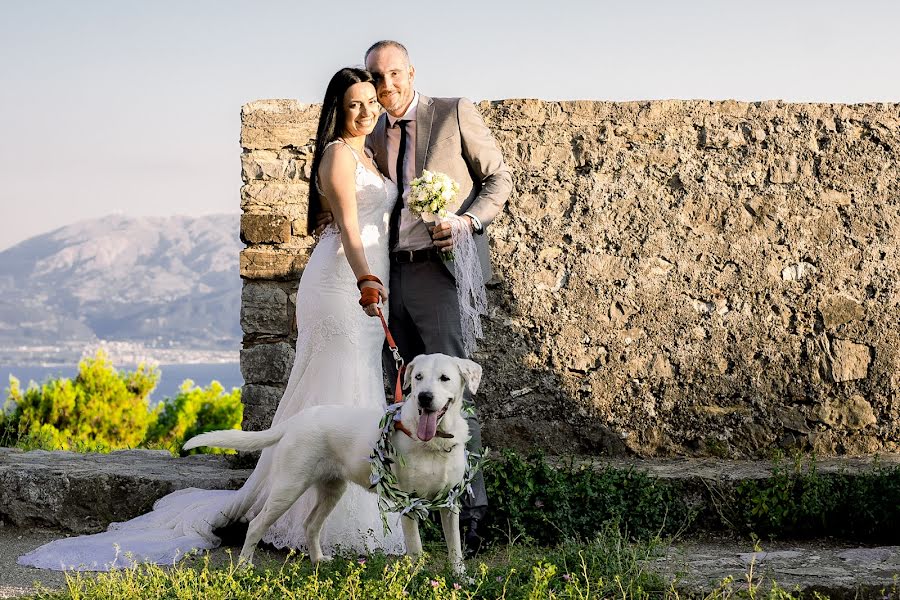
[{"xmin": 402, "ymin": 353, "xmax": 482, "ymax": 442}]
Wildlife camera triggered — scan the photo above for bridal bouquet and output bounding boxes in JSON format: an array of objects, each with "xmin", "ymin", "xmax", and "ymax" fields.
[{"xmin": 407, "ymin": 170, "xmax": 460, "ymax": 223}]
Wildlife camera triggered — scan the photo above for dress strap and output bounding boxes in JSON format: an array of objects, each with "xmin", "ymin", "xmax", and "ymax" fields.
[
  {"xmin": 318, "ymin": 140, "xmax": 365, "ymax": 194},
  {"xmin": 323, "ymin": 139, "xmax": 363, "ymax": 164}
]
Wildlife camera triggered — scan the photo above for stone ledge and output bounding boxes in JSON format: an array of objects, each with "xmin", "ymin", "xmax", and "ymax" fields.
[
  {"xmin": 0, "ymin": 448, "xmax": 251, "ymax": 534},
  {"xmin": 561, "ymin": 454, "xmax": 900, "ymax": 480},
  {"xmin": 657, "ymin": 537, "xmax": 900, "ymax": 599},
  {"xmin": 3, "ymin": 448, "xmax": 898, "ymax": 538}
]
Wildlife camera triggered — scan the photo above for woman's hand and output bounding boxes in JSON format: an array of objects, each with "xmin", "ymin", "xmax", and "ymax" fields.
[
  {"xmin": 314, "ymin": 211, "xmax": 334, "ymax": 236},
  {"xmin": 358, "ymin": 281, "xmax": 388, "ymax": 317}
]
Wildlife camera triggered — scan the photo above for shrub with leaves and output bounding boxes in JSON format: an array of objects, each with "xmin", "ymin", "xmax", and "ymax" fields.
[
  {"xmin": 1, "ymin": 351, "xmax": 242, "ymax": 455},
  {"xmin": 482, "ymin": 450, "xmax": 692, "ymax": 546},
  {"xmin": 0, "ymin": 351, "xmax": 159, "ymax": 451},
  {"xmin": 144, "ymin": 379, "xmax": 242, "ymax": 455},
  {"xmin": 730, "ymin": 454, "xmax": 900, "ymax": 541}
]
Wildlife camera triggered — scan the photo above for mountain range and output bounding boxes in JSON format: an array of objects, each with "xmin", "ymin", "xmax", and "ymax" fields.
[{"xmin": 0, "ymin": 214, "xmax": 243, "ymax": 354}]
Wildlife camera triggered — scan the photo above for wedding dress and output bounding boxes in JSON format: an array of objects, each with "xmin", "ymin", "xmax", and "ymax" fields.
[{"xmin": 19, "ymin": 141, "xmax": 405, "ymax": 571}]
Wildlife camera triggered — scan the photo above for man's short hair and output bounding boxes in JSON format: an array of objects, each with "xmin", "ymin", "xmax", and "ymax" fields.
[{"xmin": 364, "ymin": 40, "xmax": 410, "ymax": 65}]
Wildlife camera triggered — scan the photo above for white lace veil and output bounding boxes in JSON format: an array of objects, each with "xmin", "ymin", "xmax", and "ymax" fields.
[{"xmin": 444, "ymin": 214, "xmax": 487, "ymax": 356}]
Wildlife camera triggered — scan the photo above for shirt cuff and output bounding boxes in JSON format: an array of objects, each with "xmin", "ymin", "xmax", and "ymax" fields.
[{"xmin": 463, "ymin": 212, "xmax": 484, "ymax": 234}]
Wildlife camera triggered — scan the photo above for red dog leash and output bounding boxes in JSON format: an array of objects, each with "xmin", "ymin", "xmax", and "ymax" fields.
[
  {"xmin": 376, "ymin": 307, "xmax": 404, "ymax": 404},
  {"xmin": 376, "ymin": 306, "xmax": 419, "ymax": 440}
]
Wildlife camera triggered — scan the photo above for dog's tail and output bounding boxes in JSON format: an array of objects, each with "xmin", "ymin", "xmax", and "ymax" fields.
[{"xmin": 183, "ymin": 423, "xmax": 286, "ymax": 452}]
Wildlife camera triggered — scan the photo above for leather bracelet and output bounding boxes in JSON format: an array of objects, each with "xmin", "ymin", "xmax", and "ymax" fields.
[
  {"xmin": 357, "ymin": 274, "xmax": 383, "ymax": 290},
  {"xmin": 359, "ymin": 287, "xmax": 380, "ymax": 307}
]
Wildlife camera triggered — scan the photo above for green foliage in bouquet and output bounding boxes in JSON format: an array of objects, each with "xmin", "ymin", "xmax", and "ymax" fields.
[
  {"xmin": 144, "ymin": 379, "xmax": 242, "ymax": 456},
  {"xmin": 0, "ymin": 350, "xmax": 242, "ymax": 455}
]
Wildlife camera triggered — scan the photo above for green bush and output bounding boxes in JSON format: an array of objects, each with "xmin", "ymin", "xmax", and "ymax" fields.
[
  {"xmin": 0, "ymin": 351, "xmax": 242, "ymax": 455},
  {"xmin": 481, "ymin": 451, "xmax": 692, "ymax": 547},
  {"xmin": 144, "ymin": 379, "xmax": 242, "ymax": 456},
  {"xmin": 1, "ymin": 352, "xmax": 159, "ymax": 451},
  {"xmin": 730, "ymin": 455, "xmax": 900, "ymax": 541}
]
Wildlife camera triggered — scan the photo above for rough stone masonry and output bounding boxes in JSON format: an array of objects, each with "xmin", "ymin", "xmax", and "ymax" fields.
[{"xmin": 239, "ymin": 98, "xmax": 900, "ymax": 458}]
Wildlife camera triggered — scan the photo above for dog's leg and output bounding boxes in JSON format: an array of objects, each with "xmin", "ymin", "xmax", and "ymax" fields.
[
  {"xmin": 400, "ymin": 515, "xmax": 423, "ymax": 559},
  {"xmin": 239, "ymin": 479, "xmax": 310, "ymax": 566},
  {"xmin": 304, "ymin": 479, "xmax": 347, "ymax": 564},
  {"xmin": 439, "ymin": 508, "xmax": 465, "ymax": 575}
]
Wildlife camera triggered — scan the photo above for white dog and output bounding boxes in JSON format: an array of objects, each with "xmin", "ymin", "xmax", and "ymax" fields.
[{"xmin": 183, "ymin": 353, "xmax": 481, "ymax": 573}]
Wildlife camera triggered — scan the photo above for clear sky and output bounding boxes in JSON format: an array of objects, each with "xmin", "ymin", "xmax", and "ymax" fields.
[{"xmin": 1, "ymin": 0, "xmax": 898, "ymax": 251}]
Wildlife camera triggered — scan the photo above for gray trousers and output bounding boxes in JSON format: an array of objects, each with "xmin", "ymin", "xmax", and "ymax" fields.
[{"xmin": 383, "ymin": 259, "xmax": 488, "ymax": 523}]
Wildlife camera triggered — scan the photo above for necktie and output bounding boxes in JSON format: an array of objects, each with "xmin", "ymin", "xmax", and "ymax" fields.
[{"xmin": 388, "ymin": 119, "xmax": 409, "ymax": 251}]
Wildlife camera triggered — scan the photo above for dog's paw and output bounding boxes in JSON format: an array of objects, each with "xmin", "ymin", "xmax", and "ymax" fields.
[{"xmin": 312, "ymin": 554, "xmax": 333, "ymax": 564}]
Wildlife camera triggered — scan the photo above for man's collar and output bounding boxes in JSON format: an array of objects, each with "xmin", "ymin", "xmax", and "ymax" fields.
[{"xmin": 387, "ymin": 91, "xmax": 419, "ymax": 127}]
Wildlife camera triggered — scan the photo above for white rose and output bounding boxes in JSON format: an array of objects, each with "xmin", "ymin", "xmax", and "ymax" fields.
[
  {"xmin": 441, "ymin": 188, "xmax": 454, "ymax": 201},
  {"xmin": 422, "ymin": 170, "xmax": 434, "ymax": 183}
]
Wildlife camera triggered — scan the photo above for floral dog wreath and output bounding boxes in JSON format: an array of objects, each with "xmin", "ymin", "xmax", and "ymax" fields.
[{"xmin": 368, "ymin": 402, "xmax": 487, "ymax": 534}]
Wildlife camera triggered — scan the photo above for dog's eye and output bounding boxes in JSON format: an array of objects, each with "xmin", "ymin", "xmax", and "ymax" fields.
[
  {"xmin": 415, "ymin": 373, "xmax": 423, "ymax": 380},
  {"xmin": 439, "ymin": 374, "xmax": 450, "ymax": 382}
]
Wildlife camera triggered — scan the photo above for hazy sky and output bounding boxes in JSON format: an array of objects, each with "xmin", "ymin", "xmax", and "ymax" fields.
[{"xmin": 2, "ymin": 0, "xmax": 898, "ymax": 250}]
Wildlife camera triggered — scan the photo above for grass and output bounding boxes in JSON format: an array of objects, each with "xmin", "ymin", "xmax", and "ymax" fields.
[{"xmin": 15, "ymin": 527, "xmax": 863, "ymax": 600}]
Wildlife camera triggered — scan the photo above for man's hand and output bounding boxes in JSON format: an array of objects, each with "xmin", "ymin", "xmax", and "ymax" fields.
[
  {"xmin": 314, "ymin": 211, "xmax": 334, "ymax": 236},
  {"xmin": 430, "ymin": 215, "xmax": 473, "ymax": 252}
]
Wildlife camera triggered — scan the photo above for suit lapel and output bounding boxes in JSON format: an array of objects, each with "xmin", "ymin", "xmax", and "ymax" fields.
[{"xmin": 415, "ymin": 95, "xmax": 434, "ymax": 176}]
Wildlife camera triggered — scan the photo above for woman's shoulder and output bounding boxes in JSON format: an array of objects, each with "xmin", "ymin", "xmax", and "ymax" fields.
[
  {"xmin": 320, "ymin": 141, "xmax": 359, "ymax": 170},
  {"xmin": 318, "ymin": 141, "xmax": 362, "ymax": 191}
]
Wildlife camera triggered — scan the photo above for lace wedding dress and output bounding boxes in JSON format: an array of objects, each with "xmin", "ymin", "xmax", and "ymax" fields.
[{"xmin": 19, "ymin": 142, "xmax": 405, "ymax": 571}]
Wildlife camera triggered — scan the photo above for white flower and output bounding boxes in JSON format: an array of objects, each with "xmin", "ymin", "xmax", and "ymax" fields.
[{"xmin": 407, "ymin": 171, "xmax": 458, "ymax": 218}]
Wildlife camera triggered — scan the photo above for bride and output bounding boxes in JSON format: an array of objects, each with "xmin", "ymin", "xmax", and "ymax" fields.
[{"xmin": 19, "ymin": 67, "xmax": 406, "ymax": 571}]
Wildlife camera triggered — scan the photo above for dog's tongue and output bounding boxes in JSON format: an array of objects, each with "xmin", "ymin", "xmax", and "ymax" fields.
[{"xmin": 417, "ymin": 411, "xmax": 438, "ymax": 441}]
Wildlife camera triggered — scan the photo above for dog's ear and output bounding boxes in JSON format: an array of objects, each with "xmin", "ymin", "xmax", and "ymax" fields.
[
  {"xmin": 402, "ymin": 355, "xmax": 420, "ymax": 391},
  {"xmin": 454, "ymin": 357, "xmax": 483, "ymax": 395}
]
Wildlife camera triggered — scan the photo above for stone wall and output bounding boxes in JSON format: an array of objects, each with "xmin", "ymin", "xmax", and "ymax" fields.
[{"xmin": 239, "ymin": 98, "xmax": 900, "ymax": 458}]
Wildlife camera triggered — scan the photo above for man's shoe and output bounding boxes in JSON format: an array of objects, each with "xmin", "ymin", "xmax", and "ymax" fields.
[{"xmin": 462, "ymin": 519, "xmax": 483, "ymax": 559}]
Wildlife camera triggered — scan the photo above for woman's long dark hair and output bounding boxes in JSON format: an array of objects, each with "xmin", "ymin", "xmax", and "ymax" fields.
[{"xmin": 306, "ymin": 67, "xmax": 375, "ymax": 234}]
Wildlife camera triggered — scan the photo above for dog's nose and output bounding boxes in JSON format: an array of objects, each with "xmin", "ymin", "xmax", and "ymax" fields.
[{"xmin": 418, "ymin": 391, "xmax": 434, "ymax": 409}]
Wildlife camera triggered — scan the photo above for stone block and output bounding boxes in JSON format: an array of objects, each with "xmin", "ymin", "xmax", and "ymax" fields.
[
  {"xmin": 241, "ymin": 100, "xmax": 319, "ymax": 150},
  {"xmin": 241, "ymin": 150, "xmax": 309, "ymax": 182},
  {"xmin": 240, "ymin": 342, "xmax": 294, "ymax": 384},
  {"xmin": 240, "ymin": 182, "xmax": 309, "ymax": 221},
  {"xmin": 0, "ymin": 448, "xmax": 250, "ymax": 533},
  {"xmin": 814, "ymin": 395, "xmax": 877, "ymax": 430},
  {"xmin": 819, "ymin": 294, "xmax": 864, "ymax": 328},
  {"xmin": 830, "ymin": 339, "xmax": 872, "ymax": 382},
  {"xmin": 240, "ymin": 281, "xmax": 291, "ymax": 335},
  {"xmin": 240, "ymin": 247, "xmax": 310, "ymax": 280},
  {"xmin": 240, "ymin": 384, "xmax": 285, "ymax": 431},
  {"xmin": 240, "ymin": 213, "xmax": 291, "ymax": 244}
]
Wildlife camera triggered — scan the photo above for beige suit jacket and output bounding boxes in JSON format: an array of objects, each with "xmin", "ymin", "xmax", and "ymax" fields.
[{"xmin": 368, "ymin": 94, "xmax": 512, "ymax": 280}]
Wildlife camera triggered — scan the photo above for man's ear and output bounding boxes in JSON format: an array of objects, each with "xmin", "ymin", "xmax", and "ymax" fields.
[
  {"xmin": 454, "ymin": 357, "xmax": 483, "ymax": 395},
  {"xmin": 402, "ymin": 355, "xmax": 420, "ymax": 391}
]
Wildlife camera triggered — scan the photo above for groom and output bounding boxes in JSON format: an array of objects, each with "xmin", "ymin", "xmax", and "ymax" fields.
[{"xmin": 364, "ymin": 40, "xmax": 513, "ymax": 556}]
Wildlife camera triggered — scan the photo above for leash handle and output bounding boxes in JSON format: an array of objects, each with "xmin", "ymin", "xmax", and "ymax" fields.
[{"xmin": 377, "ymin": 307, "xmax": 405, "ymax": 404}]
